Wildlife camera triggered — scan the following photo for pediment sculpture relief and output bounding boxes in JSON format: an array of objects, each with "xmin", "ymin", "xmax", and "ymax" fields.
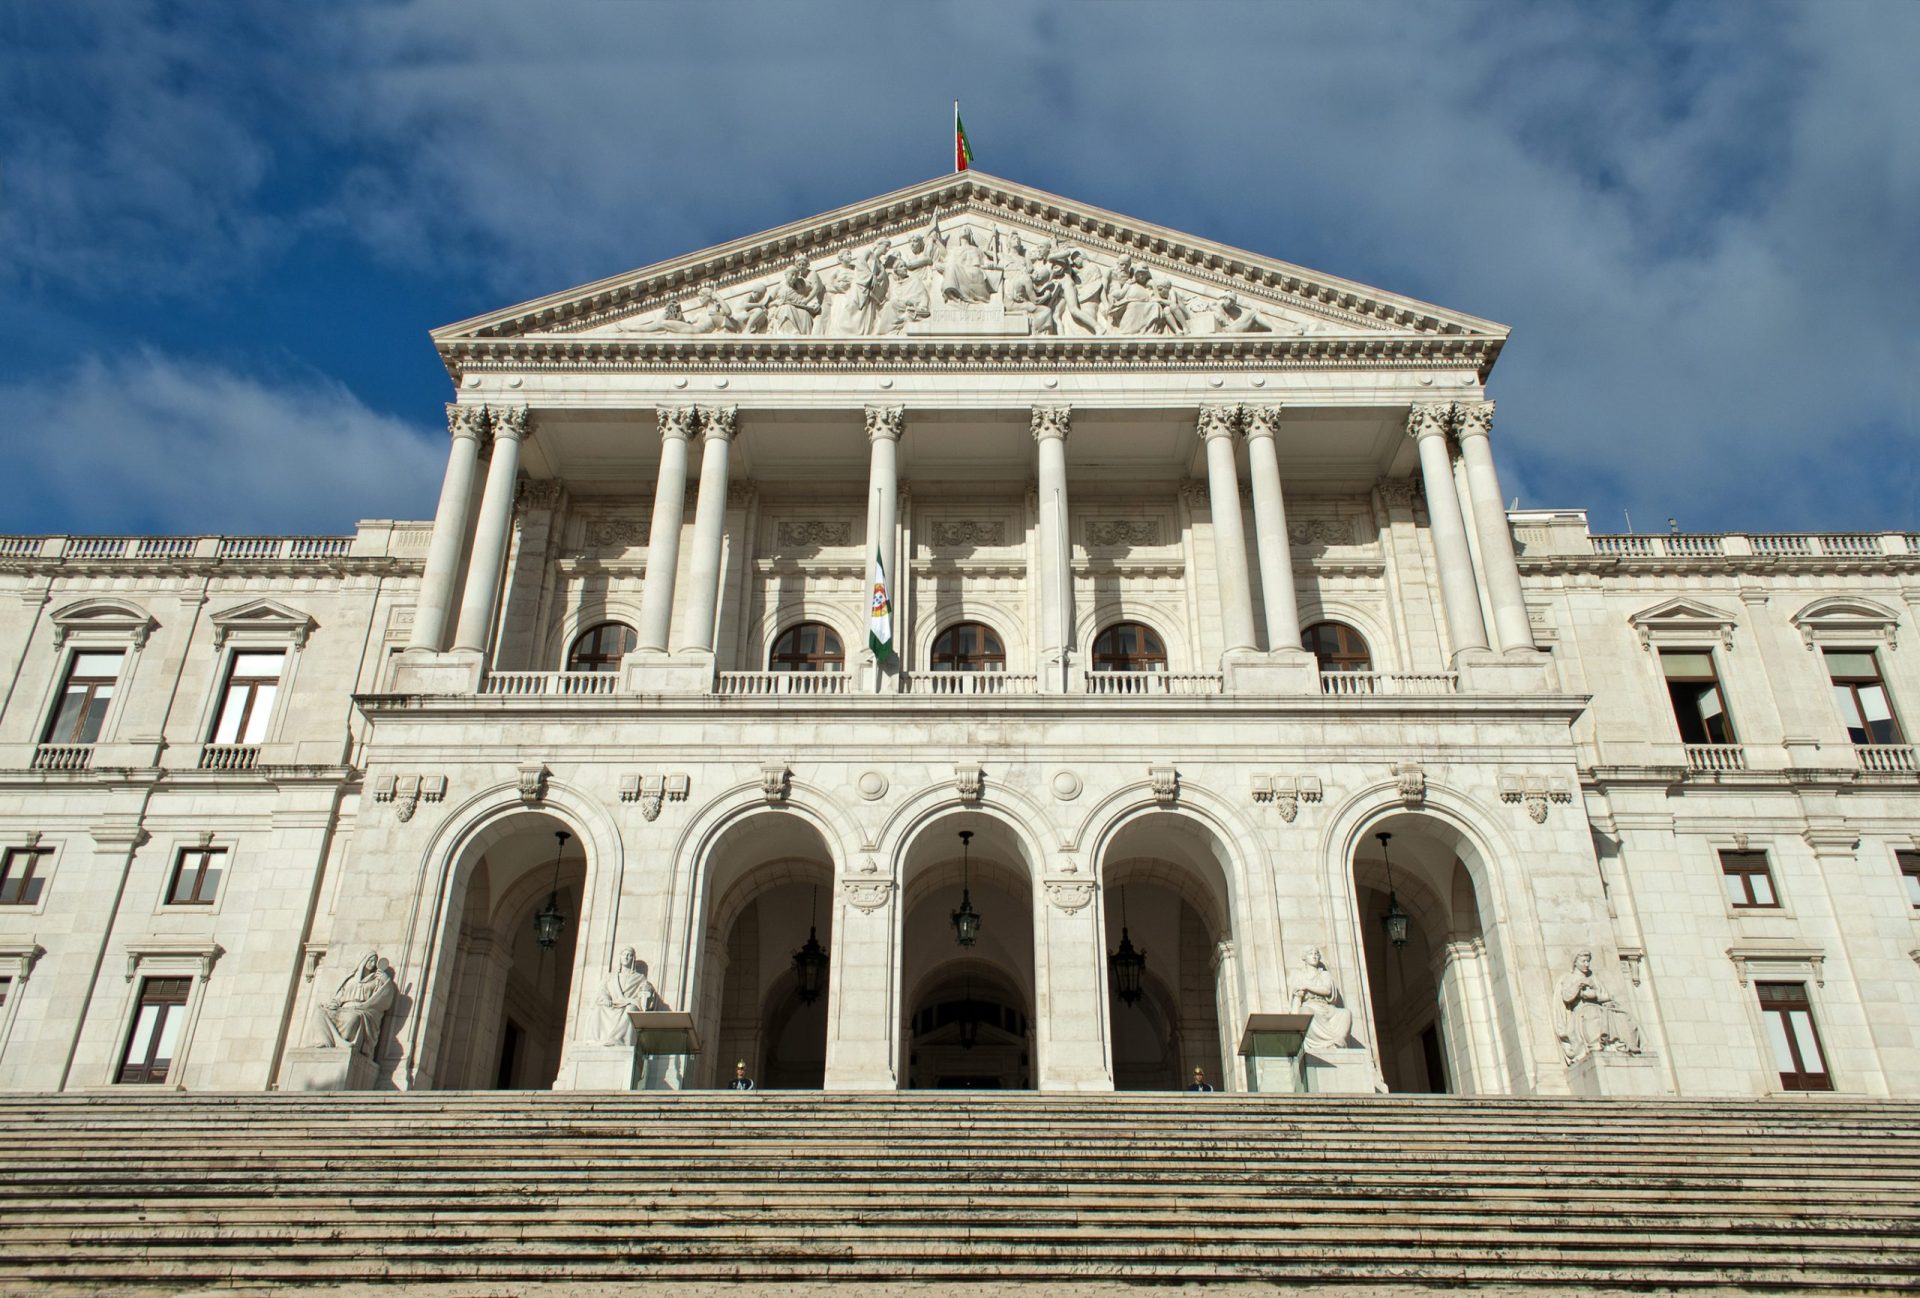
[{"xmin": 612, "ymin": 219, "xmax": 1330, "ymax": 341}]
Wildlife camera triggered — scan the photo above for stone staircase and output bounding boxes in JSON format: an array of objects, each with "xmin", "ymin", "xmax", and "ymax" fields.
[{"xmin": 2, "ymin": 1091, "xmax": 1918, "ymax": 1293}]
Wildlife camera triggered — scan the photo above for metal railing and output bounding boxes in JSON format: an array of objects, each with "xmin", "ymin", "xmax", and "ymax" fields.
[
  {"xmin": 901, "ymin": 672, "xmax": 1039, "ymax": 696},
  {"xmin": 1856, "ymin": 744, "xmax": 1918, "ymax": 773},
  {"xmin": 714, "ymin": 671, "xmax": 853, "ymax": 696},
  {"xmin": 1082, "ymin": 671, "xmax": 1224, "ymax": 696},
  {"xmin": 197, "ymin": 744, "xmax": 261, "ymax": 772},
  {"xmin": 478, "ymin": 671, "xmax": 620, "ymax": 697},
  {"xmin": 1685, "ymin": 743, "xmax": 1748, "ymax": 772},
  {"xmin": 1320, "ymin": 671, "xmax": 1460, "ymax": 696},
  {"xmin": 30, "ymin": 744, "xmax": 93, "ymax": 772}
]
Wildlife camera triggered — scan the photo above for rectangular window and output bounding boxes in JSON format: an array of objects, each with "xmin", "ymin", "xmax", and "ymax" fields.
[
  {"xmin": 0, "ymin": 848, "xmax": 50, "ymax": 906},
  {"xmin": 1898, "ymin": 851, "xmax": 1920, "ymax": 909},
  {"xmin": 0, "ymin": 976, "xmax": 10, "ymax": 1009},
  {"xmin": 42, "ymin": 651, "xmax": 124, "ymax": 745},
  {"xmin": 1826, "ymin": 650, "xmax": 1903, "ymax": 745},
  {"xmin": 1661, "ymin": 650, "xmax": 1736, "ymax": 744},
  {"xmin": 1757, "ymin": 981, "xmax": 1831, "ymax": 1091},
  {"xmin": 1720, "ymin": 850, "xmax": 1780, "ymax": 908},
  {"xmin": 210, "ymin": 651, "xmax": 284, "ymax": 745},
  {"xmin": 118, "ymin": 977, "xmax": 191, "ymax": 1084},
  {"xmin": 166, "ymin": 847, "xmax": 225, "ymax": 906}
]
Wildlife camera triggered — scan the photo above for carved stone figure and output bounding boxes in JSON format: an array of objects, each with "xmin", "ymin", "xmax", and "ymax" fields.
[
  {"xmin": 588, "ymin": 946, "xmax": 658, "ymax": 1047},
  {"xmin": 1554, "ymin": 950, "xmax": 1642, "ymax": 1064},
  {"xmin": 821, "ymin": 244, "xmax": 886, "ymax": 336},
  {"xmin": 1292, "ymin": 947, "xmax": 1354, "ymax": 1051},
  {"xmin": 940, "ymin": 228, "xmax": 998, "ymax": 304},
  {"xmin": 306, "ymin": 949, "xmax": 396, "ymax": 1058},
  {"xmin": 746, "ymin": 257, "xmax": 824, "ymax": 335},
  {"xmin": 1202, "ymin": 292, "xmax": 1276, "ymax": 334}
]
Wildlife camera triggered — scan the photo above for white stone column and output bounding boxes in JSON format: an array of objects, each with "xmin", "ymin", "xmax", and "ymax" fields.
[
  {"xmin": 1242, "ymin": 405, "xmax": 1304, "ymax": 654},
  {"xmin": 673, "ymin": 405, "xmax": 737, "ymax": 656},
  {"xmin": 1453, "ymin": 401, "xmax": 1537, "ymax": 653},
  {"xmin": 823, "ymin": 880, "xmax": 899, "ymax": 1090},
  {"xmin": 409, "ymin": 404, "xmax": 489, "ymax": 652},
  {"xmin": 452, "ymin": 405, "xmax": 529, "ymax": 655},
  {"xmin": 1036, "ymin": 879, "xmax": 1114, "ymax": 1091},
  {"xmin": 863, "ymin": 406, "xmax": 903, "ymax": 690},
  {"xmin": 1031, "ymin": 406, "xmax": 1073, "ymax": 690},
  {"xmin": 637, "ymin": 407, "xmax": 699, "ymax": 654},
  {"xmin": 1199, "ymin": 405, "xmax": 1259, "ymax": 658},
  {"xmin": 1408, "ymin": 402, "xmax": 1490, "ymax": 657}
]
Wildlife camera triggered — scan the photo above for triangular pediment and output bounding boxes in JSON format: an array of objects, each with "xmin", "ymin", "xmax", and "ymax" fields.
[
  {"xmin": 434, "ymin": 172, "xmax": 1507, "ymax": 368},
  {"xmin": 210, "ymin": 598, "xmax": 316, "ymax": 647},
  {"xmin": 1629, "ymin": 598, "xmax": 1738, "ymax": 651}
]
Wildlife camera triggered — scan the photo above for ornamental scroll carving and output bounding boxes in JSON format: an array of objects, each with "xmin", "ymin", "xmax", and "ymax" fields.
[
  {"xmin": 1085, "ymin": 520, "xmax": 1161, "ymax": 547},
  {"xmin": 1288, "ymin": 520, "xmax": 1352, "ymax": 547},
  {"xmin": 776, "ymin": 520, "xmax": 853, "ymax": 549},
  {"xmin": 1044, "ymin": 880, "xmax": 1095, "ymax": 913},
  {"xmin": 585, "ymin": 518, "xmax": 648, "ymax": 548},
  {"xmin": 930, "ymin": 521, "xmax": 1006, "ymax": 548},
  {"xmin": 844, "ymin": 879, "xmax": 894, "ymax": 912}
]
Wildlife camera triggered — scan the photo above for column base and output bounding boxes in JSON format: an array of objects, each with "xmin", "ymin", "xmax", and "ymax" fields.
[
  {"xmin": 623, "ymin": 650, "xmax": 713, "ymax": 695},
  {"xmin": 1567, "ymin": 1050, "xmax": 1669, "ymax": 1097},
  {"xmin": 1302, "ymin": 1045, "xmax": 1381, "ymax": 1094},
  {"xmin": 1455, "ymin": 648, "xmax": 1554, "ymax": 693},
  {"xmin": 388, "ymin": 649, "xmax": 485, "ymax": 695},
  {"xmin": 281, "ymin": 1046, "xmax": 379, "ymax": 1092},
  {"xmin": 1223, "ymin": 648, "xmax": 1319, "ymax": 695}
]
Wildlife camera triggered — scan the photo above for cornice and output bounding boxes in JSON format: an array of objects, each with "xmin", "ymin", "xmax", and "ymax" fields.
[
  {"xmin": 1521, "ymin": 556, "xmax": 1920, "ymax": 580},
  {"xmin": 0, "ymin": 557, "xmax": 420, "ymax": 580}
]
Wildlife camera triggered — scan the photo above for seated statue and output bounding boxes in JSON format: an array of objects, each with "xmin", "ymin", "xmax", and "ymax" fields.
[
  {"xmin": 589, "ymin": 946, "xmax": 658, "ymax": 1047},
  {"xmin": 1554, "ymin": 950, "xmax": 1643, "ymax": 1063},
  {"xmin": 1291, "ymin": 946, "xmax": 1354, "ymax": 1051},
  {"xmin": 307, "ymin": 949, "xmax": 396, "ymax": 1059}
]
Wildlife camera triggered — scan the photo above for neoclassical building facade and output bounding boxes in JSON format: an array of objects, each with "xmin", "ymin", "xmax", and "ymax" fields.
[{"xmin": 1, "ymin": 172, "xmax": 1916, "ymax": 1099}]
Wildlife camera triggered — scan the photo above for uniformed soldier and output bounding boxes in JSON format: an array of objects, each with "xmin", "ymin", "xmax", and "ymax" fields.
[{"xmin": 727, "ymin": 1059, "xmax": 755, "ymax": 1091}]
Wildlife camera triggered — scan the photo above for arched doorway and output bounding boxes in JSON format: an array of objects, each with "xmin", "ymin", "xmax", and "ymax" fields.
[
  {"xmin": 697, "ymin": 815, "xmax": 836, "ymax": 1089},
  {"xmin": 900, "ymin": 815, "xmax": 1035, "ymax": 1089},
  {"xmin": 1100, "ymin": 814, "xmax": 1235, "ymax": 1091},
  {"xmin": 1351, "ymin": 814, "xmax": 1515, "ymax": 1094},
  {"xmin": 433, "ymin": 813, "xmax": 585, "ymax": 1090}
]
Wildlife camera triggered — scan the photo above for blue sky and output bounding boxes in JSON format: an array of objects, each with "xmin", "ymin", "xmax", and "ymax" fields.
[{"xmin": 3, "ymin": 1, "xmax": 1915, "ymax": 536}]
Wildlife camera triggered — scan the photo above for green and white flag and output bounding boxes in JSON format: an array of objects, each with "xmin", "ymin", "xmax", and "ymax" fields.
[{"xmin": 867, "ymin": 548, "xmax": 894, "ymax": 659}]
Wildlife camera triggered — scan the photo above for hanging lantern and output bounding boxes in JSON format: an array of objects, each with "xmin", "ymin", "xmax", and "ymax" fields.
[
  {"xmin": 1107, "ymin": 886, "xmax": 1147, "ymax": 1007},
  {"xmin": 1377, "ymin": 830, "xmax": 1410, "ymax": 949},
  {"xmin": 951, "ymin": 830, "xmax": 982, "ymax": 947},
  {"xmin": 791, "ymin": 886, "xmax": 829, "ymax": 1005},
  {"xmin": 534, "ymin": 830, "xmax": 569, "ymax": 950}
]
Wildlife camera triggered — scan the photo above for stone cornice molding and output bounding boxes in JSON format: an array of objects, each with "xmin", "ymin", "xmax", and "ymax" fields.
[
  {"xmin": 657, "ymin": 405, "xmax": 700, "ymax": 442},
  {"xmin": 1030, "ymin": 404, "xmax": 1071, "ymax": 443},
  {"xmin": 864, "ymin": 405, "xmax": 905, "ymax": 443}
]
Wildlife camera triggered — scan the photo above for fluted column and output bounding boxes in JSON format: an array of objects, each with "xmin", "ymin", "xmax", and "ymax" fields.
[
  {"xmin": 637, "ymin": 407, "xmax": 700, "ymax": 653},
  {"xmin": 863, "ymin": 406, "xmax": 903, "ymax": 689},
  {"xmin": 452, "ymin": 405, "xmax": 529, "ymax": 654},
  {"xmin": 1453, "ymin": 401, "xmax": 1536, "ymax": 653},
  {"xmin": 410, "ymin": 404, "xmax": 489, "ymax": 651},
  {"xmin": 1408, "ymin": 402, "xmax": 1490, "ymax": 656},
  {"xmin": 1199, "ymin": 405, "xmax": 1259, "ymax": 657},
  {"xmin": 1242, "ymin": 405, "xmax": 1303, "ymax": 654},
  {"xmin": 1032, "ymin": 406, "xmax": 1073, "ymax": 690},
  {"xmin": 673, "ymin": 405, "xmax": 737, "ymax": 655}
]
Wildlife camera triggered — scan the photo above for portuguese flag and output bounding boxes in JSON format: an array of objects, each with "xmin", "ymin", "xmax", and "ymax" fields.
[
  {"xmin": 955, "ymin": 102, "xmax": 974, "ymax": 172},
  {"xmin": 868, "ymin": 548, "xmax": 894, "ymax": 659}
]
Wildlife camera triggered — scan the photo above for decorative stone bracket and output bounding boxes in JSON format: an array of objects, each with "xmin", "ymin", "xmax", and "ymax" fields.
[
  {"xmin": 1498, "ymin": 774, "xmax": 1572, "ymax": 824},
  {"xmin": 301, "ymin": 943, "xmax": 327, "ymax": 983},
  {"xmin": 1149, "ymin": 765, "xmax": 1179, "ymax": 806},
  {"xmin": 1727, "ymin": 943, "xmax": 1825, "ymax": 987},
  {"xmin": 1392, "ymin": 762, "xmax": 1425, "ymax": 808},
  {"xmin": 954, "ymin": 764, "xmax": 984, "ymax": 805},
  {"xmin": 0, "ymin": 943, "xmax": 46, "ymax": 985},
  {"xmin": 373, "ymin": 773, "xmax": 448, "ymax": 824},
  {"xmin": 124, "ymin": 939, "xmax": 223, "ymax": 984},
  {"xmin": 1617, "ymin": 947, "xmax": 1646, "ymax": 986},
  {"xmin": 760, "ymin": 762, "xmax": 791, "ymax": 805},
  {"xmin": 620, "ymin": 772, "xmax": 691, "ymax": 821},
  {"xmin": 1252, "ymin": 774, "xmax": 1323, "ymax": 823},
  {"xmin": 517, "ymin": 763, "xmax": 550, "ymax": 805}
]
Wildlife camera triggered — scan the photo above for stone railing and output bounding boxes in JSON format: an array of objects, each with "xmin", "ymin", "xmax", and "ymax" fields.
[
  {"xmin": 0, "ymin": 524, "xmax": 427, "ymax": 565},
  {"xmin": 197, "ymin": 744, "xmax": 261, "ymax": 772},
  {"xmin": 1082, "ymin": 671, "xmax": 1224, "ymax": 696},
  {"xmin": 1856, "ymin": 744, "xmax": 1918, "ymax": 773},
  {"xmin": 30, "ymin": 744, "xmax": 93, "ymax": 772},
  {"xmin": 714, "ymin": 671, "xmax": 854, "ymax": 696},
  {"xmin": 1511, "ymin": 512, "xmax": 1918, "ymax": 563},
  {"xmin": 1685, "ymin": 743, "xmax": 1747, "ymax": 772},
  {"xmin": 901, "ymin": 673, "xmax": 1040, "ymax": 696},
  {"xmin": 478, "ymin": 671, "xmax": 620, "ymax": 697},
  {"xmin": 1319, "ymin": 671, "xmax": 1460, "ymax": 696}
]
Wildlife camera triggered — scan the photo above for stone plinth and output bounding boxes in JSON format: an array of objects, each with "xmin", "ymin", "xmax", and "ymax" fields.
[
  {"xmin": 1567, "ymin": 1051, "xmax": 1669, "ymax": 1097},
  {"xmin": 281, "ymin": 1046, "xmax": 378, "ymax": 1092},
  {"xmin": 1455, "ymin": 649, "xmax": 1554, "ymax": 693},
  {"xmin": 1303, "ymin": 1046, "xmax": 1379, "ymax": 1094},
  {"xmin": 1243, "ymin": 1054, "xmax": 1302, "ymax": 1093},
  {"xmin": 556, "ymin": 1044, "xmax": 637, "ymax": 1091},
  {"xmin": 1224, "ymin": 649, "xmax": 1320, "ymax": 695},
  {"xmin": 387, "ymin": 649, "xmax": 483, "ymax": 695},
  {"xmin": 623, "ymin": 651, "xmax": 713, "ymax": 695}
]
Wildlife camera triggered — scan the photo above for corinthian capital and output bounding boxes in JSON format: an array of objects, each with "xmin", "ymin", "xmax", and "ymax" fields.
[
  {"xmin": 1453, "ymin": 399, "xmax": 1495, "ymax": 440},
  {"xmin": 657, "ymin": 405, "xmax": 700, "ymax": 442},
  {"xmin": 1407, "ymin": 402, "xmax": 1452, "ymax": 442},
  {"xmin": 1242, "ymin": 404, "xmax": 1285, "ymax": 442},
  {"xmin": 865, "ymin": 405, "xmax": 905, "ymax": 443},
  {"xmin": 491, "ymin": 404, "xmax": 531, "ymax": 443},
  {"xmin": 1196, "ymin": 403, "xmax": 1240, "ymax": 442},
  {"xmin": 701, "ymin": 404, "xmax": 739, "ymax": 442},
  {"xmin": 1030, "ymin": 404, "xmax": 1071, "ymax": 443},
  {"xmin": 446, "ymin": 403, "xmax": 489, "ymax": 444}
]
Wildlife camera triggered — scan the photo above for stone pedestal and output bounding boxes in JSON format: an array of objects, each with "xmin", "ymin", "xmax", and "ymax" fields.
[
  {"xmin": 281, "ymin": 1046, "xmax": 378, "ymax": 1092},
  {"xmin": 1223, "ymin": 650, "xmax": 1320, "ymax": 695},
  {"xmin": 388, "ymin": 649, "xmax": 484, "ymax": 695},
  {"xmin": 1302, "ymin": 1046, "xmax": 1379, "ymax": 1094},
  {"xmin": 1243, "ymin": 1054, "xmax": 1303, "ymax": 1094},
  {"xmin": 623, "ymin": 651, "xmax": 713, "ymax": 695},
  {"xmin": 557, "ymin": 1044, "xmax": 638, "ymax": 1091},
  {"xmin": 1567, "ymin": 1051, "xmax": 1669, "ymax": 1097},
  {"xmin": 1456, "ymin": 648, "xmax": 1555, "ymax": 693}
]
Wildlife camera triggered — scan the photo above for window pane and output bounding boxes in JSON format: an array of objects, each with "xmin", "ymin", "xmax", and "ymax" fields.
[
  {"xmin": 1833, "ymin": 685, "xmax": 1869, "ymax": 741},
  {"xmin": 1786, "ymin": 1010, "xmax": 1826, "ymax": 1075},
  {"xmin": 128, "ymin": 1005, "xmax": 163, "ymax": 1061},
  {"xmin": 241, "ymin": 683, "xmax": 277, "ymax": 743},
  {"xmin": 1748, "ymin": 870, "xmax": 1776, "ymax": 906},
  {"xmin": 72, "ymin": 651, "xmax": 124, "ymax": 678},
  {"xmin": 212, "ymin": 688, "xmax": 249, "ymax": 744},
  {"xmin": 1903, "ymin": 867, "xmax": 1920, "ymax": 907},
  {"xmin": 152, "ymin": 1004, "xmax": 184, "ymax": 1065},
  {"xmin": 1824, "ymin": 651, "xmax": 1878, "ymax": 679},
  {"xmin": 230, "ymin": 651, "xmax": 284, "ymax": 680},
  {"xmin": 1763, "ymin": 1012, "xmax": 1798, "ymax": 1074},
  {"xmin": 1661, "ymin": 651, "xmax": 1716, "ymax": 678},
  {"xmin": 1722, "ymin": 873, "xmax": 1747, "ymax": 906},
  {"xmin": 1858, "ymin": 685, "xmax": 1897, "ymax": 744}
]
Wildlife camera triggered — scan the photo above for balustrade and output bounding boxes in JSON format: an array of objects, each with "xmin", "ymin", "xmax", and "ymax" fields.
[
  {"xmin": 1685, "ymin": 743, "xmax": 1748, "ymax": 772},
  {"xmin": 1319, "ymin": 671, "xmax": 1459, "ymax": 697},
  {"xmin": 901, "ymin": 673, "xmax": 1039, "ymax": 696},
  {"xmin": 30, "ymin": 744, "xmax": 92, "ymax": 772},
  {"xmin": 197, "ymin": 744, "xmax": 261, "ymax": 772},
  {"xmin": 714, "ymin": 672, "xmax": 853, "ymax": 697},
  {"xmin": 1856, "ymin": 744, "xmax": 1918, "ymax": 773},
  {"xmin": 478, "ymin": 671, "xmax": 620, "ymax": 697},
  {"xmin": 1082, "ymin": 671, "xmax": 1224, "ymax": 696}
]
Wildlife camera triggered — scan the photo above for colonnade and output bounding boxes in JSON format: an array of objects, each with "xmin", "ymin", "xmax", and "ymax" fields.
[{"xmin": 406, "ymin": 398, "xmax": 1537, "ymax": 669}]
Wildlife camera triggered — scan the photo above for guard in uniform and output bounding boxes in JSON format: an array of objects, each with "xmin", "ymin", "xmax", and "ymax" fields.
[
  {"xmin": 727, "ymin": 1059, "xmax": 755, "ymax": 1091},
  {"xmin": 1185, "ymin": 1067, "xmax": 1215, "ymax": 1092}
]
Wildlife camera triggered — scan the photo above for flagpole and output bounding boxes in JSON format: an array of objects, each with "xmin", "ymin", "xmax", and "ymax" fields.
[{"xmin": 953, "ymin": 100, "xmax": 960, "ymax": 173}]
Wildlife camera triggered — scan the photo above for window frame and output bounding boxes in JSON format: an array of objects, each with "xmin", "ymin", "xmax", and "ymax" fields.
[
  {"xmin": 108, "ymin": 942, "xmax": 220, "ymax": 1087},
  {"xmin": 191, "ymin": 602, "xmax": 313, "ymax": 757},
  {"xmin": 1824, "ymin": 648, "xmax": 1904, "ymax": 746},
  {"xmin": 1660, "ymin": 647, "xmax": 1738, "ymax": 745},
  {"xmin": 1302, "ymin": 621, "xmax": 1373, "ymax": 673},
  {"xmin": 1755, "ymin": 981, "xmax": 1833, "ymax": 1092},
  {"xmin": 1718, "ymin": 849, "xmax": 1782, "ymax": 910},
  {"xmin": 1090, "ymin": 622, "xmax": 1168, "ymax": 673},
  {"xmin": 40, "ymin": 648, "xmax": 130, "ymax": 747},
  {"xmin": 767, "ymin": 621, "xmax": 847, "ymax": 673},
  {"xmin": 165, "ymin": 845, "xmax": 227, "ymax": 908},
  {"xmin": 930, "ymin": 622, "xmax": 1007, "ymax": 673},
  {"xmin": 566, "ymin": 621, "xmax": 639, "ymax": 674},
  {"xmin": 0, "ymin": 845, "xmax": 53, "ymax": 908},
  {"xmin": 0, "ymin": 943, "xmax": 42, "ymax": 1061},
  {"xmin": 206, "ymin": 650, "xmax": 286, "ymax": 747},
  {"xmin": 1896, "ymin": 850, "xmax": 1920, "ymax": 911},
  {"xmin": 117, "ymin": 977, "xmax": 193, "ymax": 1085}
]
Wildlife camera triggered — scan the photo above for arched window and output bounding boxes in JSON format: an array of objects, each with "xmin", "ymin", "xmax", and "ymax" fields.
[
  {"xmin": 769, "ymin": 622, "xmax": 845, "ymax": 672},
  {"xmin": 1091, "ymin": 622, "xmax": 1167, "ymax": 672},
  {"xmin": 931, "ymin": 622, "xmax": 1006, "ymax": 673},
  {"xmin": 1303, "ymin": 621, "xmax": 1371, "ymax": 672},
  {"xmin": 567, "ymin": 622, "xmax": 637, "ymax": 673}
]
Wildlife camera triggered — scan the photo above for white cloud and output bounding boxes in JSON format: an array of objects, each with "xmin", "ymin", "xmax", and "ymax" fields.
[{"xmin": 0, "ymin": 354, "xmax": 444, "ymax": 536}]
